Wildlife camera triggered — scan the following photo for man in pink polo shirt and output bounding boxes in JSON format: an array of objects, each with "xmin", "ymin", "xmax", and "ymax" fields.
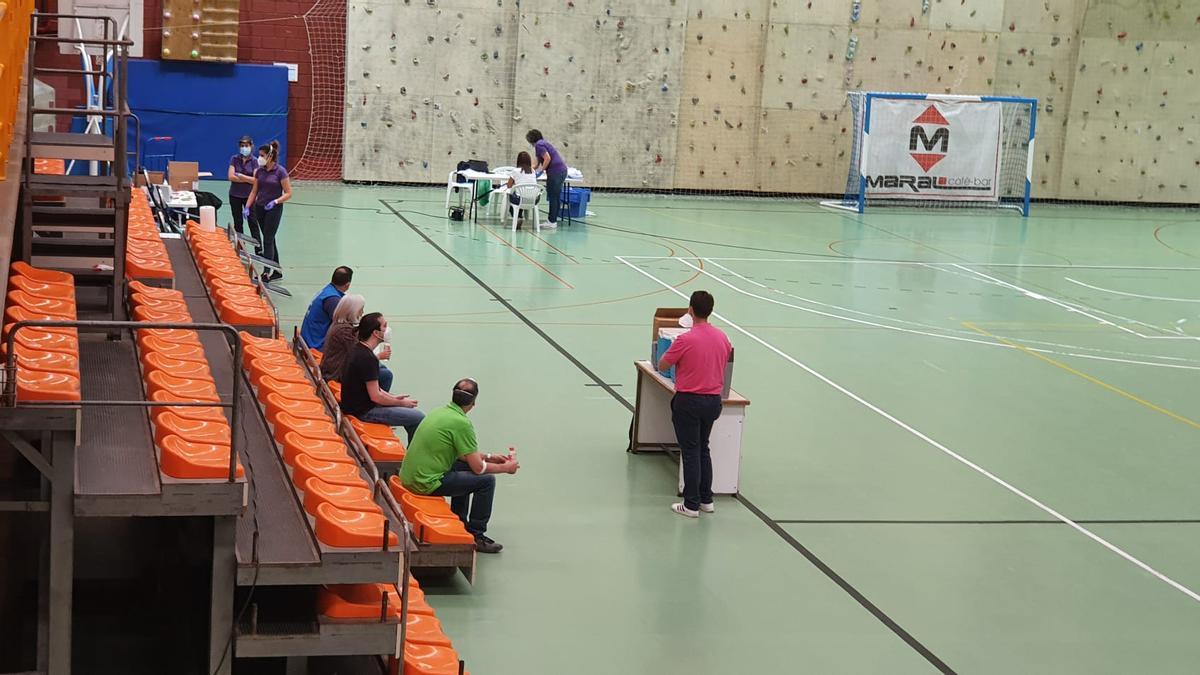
[{"xmin": 658, "ymin": 291, "xmax": 732, "ymax": 518}]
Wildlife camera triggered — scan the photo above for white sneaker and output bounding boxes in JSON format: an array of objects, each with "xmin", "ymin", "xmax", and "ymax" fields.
[
  {"xmin": 542, "ymin": 220, "xmax": 557, "ymax": 229},
  {"xmin": 699, "ymin": 502, "xmax": 715, "ymax": 513},
  {"xmin": 671, "ymin": 503, "xmax": 699, "ymax": 518}
]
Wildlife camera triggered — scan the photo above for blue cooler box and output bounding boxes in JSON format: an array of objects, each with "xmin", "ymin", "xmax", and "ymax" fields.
[{"xmin": 562, "ymin": 187, "xmax": 591, "ymax": 218}]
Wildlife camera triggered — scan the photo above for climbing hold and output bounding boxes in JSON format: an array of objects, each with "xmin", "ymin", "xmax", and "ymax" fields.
[
  {"xmin": 481, "ymin": 52, "xmax": 489, "ymax": 61},
  {"xmin": 1051, "ymin": 36, "xmax": 1061, "ymax": 47},
  {"xmin": 661, "ymin": 83, "xmax": 669, "ymax": 92},
  {"xmin": 544, "ymin": 41, "xmax": 551, "ymax": 48},
  {"xmin": 162, "ymin": 48, "xmax": 171, "ymax": 56},
  {"xmin": 400, "ymin": 87, "xmax": 407, "ymax": 95},
  {"xmin": 163, "ymin": 30, "xmax": 171, "ymax": 38},
  {"xmin": 191, "ymin": 49, "xmax": 200, "ymax": 58},
  {"xmin": 427, "ymin": 35, "xmax": 435, "ymax": 43},
  {"xmin": 1117, "ymin": 31, "xmax": 1127, "ymax": 39},
  {"xmin": 544, "ymin": 67, "xmax": 549, "ymax": 75},
  {"xmin": 1008, "ymin": 22, "xmax": 1015, "ymax": 31},
  {"xmin": 1135, "ymin": 42, "xmax": 1144, "ymax": 52},
  {"xmin": 617, "ymin": 19, "xmax": 624, "ymax": 29},
  {"xmin": 850, "ymin": 0, "xmax": 861, "ymax": 23},
  {"xmin": 493, "ymin": 50, "xmax": 499, "ymax": 59},
  {"xmin": 362, "ymin": 44, "xmax": 370, "ymax": 51}
]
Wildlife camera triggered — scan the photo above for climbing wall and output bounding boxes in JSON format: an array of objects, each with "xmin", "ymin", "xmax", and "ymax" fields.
[
  {"xmin": 344, "ymin": 1, "xmax": 519, "ymax": 183},
  {"xmin": 1061, "ymin": 2, "xmax": 1200, "ymax": 202},
  {"xmin": 342, "ymin": 0, "xmax": 1200, "ymax": 203}
]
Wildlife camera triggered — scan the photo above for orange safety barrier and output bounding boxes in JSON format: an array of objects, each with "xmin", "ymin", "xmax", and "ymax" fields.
[{"xmin": 1, "ymin": 0, "xmax": 37, "ymax": 179}]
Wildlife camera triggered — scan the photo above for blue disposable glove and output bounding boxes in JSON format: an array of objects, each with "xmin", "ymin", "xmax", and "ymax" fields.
[
  {"xmin": 265, "ymin": 200, "xmax": 276, "ymax": 211},
  {"xmin": 535, "ymin": 170, "xmax": 545, "ymax": 178},
  {"xmin": 241, "ymin": 205, "xmax": 250, "ymax": 218}
]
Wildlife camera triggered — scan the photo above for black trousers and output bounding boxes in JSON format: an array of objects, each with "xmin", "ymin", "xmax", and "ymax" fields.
[
  {"xmin": 228, "ymin": 194, "xmax": 261, "ymax": 249},
  {"xmin": 671, "ymin": 392, "xmax": 722, "ymax": 510},
  {"xmin": 254, "ymin": 203, "xmax": 283, "ymax": 267}
]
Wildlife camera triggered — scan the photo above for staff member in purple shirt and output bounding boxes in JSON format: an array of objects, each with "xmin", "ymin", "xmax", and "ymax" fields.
[
  {"xmin": 245, "ymin": 140, "xmax": 292, "ymax": 282},
  {"xmin": 226, "ymin": 136, "xmax": 262, "ymax": 254},
  {"xmin": 525, "ymin": 129, "xmax": 568, "ymax": 228}
]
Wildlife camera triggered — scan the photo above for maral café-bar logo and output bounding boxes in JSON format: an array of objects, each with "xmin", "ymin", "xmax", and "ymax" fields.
[{"xmin": 867, "ymin": 104, "xmax": 995, "ymax": 194}]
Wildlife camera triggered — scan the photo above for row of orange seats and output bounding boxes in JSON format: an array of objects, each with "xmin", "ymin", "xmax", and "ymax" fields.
[
  {"xmin": 323, "ymin": 381, "xmax": 472, "ymax": 547},
  {"xmin": 127, "ymin": 188, "xmax": 173, "ymax": 282},
  {"xmin": 241, "ymin": 332, "xmax": 399, "ymax": 549},
  {"xmin": 0, "ymin": 0, "xmax": 35, "ymax": 180},
  {"xmin": 320, "ymin": 375, "xmax": 408, "ymax": 464},
  {"xmin": 184, "ymin": 224, "xmax": 275, "ymax": 327},
  {"xmin": 129, "ymin": 281, "xmax": 244, "ymax": 481},
  {"xmin": 319, "ymin": 580, "xmax": 470, "ymax": 675},
  {"xmin": 2, "ymin": 263, "xmax": 80, "ymax": 401}
]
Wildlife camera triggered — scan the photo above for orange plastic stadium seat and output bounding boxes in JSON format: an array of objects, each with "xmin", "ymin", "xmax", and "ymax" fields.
[
  {"xmin": 398, "ymin": 491, "xmax": 456, "ymax": 520},
  {"xmin": 140, "ymin": 351, "xmax": 213, "ymax": 381},
  {"xmin": 318, "ymin": 584, "xmax": 401, "ymax": 621},
  {"xmin": 8, "ymin": 275, "xmax": 75, "ymax": 301},
  {"xmin": 292, "ymin": 454, "xmax": 365, "ymax": 491},
  {"xmin": 403, "ymin": 643, "xmax": 464, "ymax": 675},
  {"xmin": 129, "ymin": 293, "xmax": 188, "ymax": 313},
  {"xmin": 5, "ymin": 344, "xmax": 80, "ymax": 374},
  {"xmin": 150, "ymin": 401, "xmax": 228, "ymax": 425},
  {"xmin": 135, "ymin": 327, "xmax": 201, "ymax": 345},
  {"xmin": 11, "ymin": 262, "xmax": 73, "ymax": 285},
  {"xmin": 361, "ymin": 434, "xmax": 406, "ymax": 463},
  {"xmin": 15, "ymin": 368, "xmax": 81, "ymax": 402},
  {"xmin": 132, "ymin": 305, "xmax": 191, "ymax": 323},
  {"xmin": 347, "ymin": 416, "xmax": 397, "ymax": 441},
  {"xmin": 248, "ymin": 357, "xmax": 307, "ymax": 383},
  {"xmin": 280, "ymin": 432, "xmax": 355, "ymax": 467},
  {"xmin": 264, "ymin": 392, "xmax": 328, "ymax": 421},
  {"xmin": 145, "ymin": 371, "xmax": 219, "ymax": 402},
  {"xmin": 255, "ymin": 375, "xmax": 320, "ymax": 402},
  {"xmin": 159, "ymin": 434, "xmax": 244, "ymax": 480},
  {"xmin": 408, "ymin": 511, "xmax": 474, "ymax": 546},
  {"xmin": 218, "ymin": 301, "xmax": 274, "ymax": 327},
  {"xmin": 245, "ymin": 349, "xmax": 302, "ymax": 372},
  {"xmin": 125, "ymin": 255, "xmax": 174, "ymax": 280},
  {"xmin": 270, "ymin": 410, "xmax": 339, "ymax": 439},
  {"xmin": 138, "ymin": 335, "xmax": 207, "ymax": 362},
  {"xmin": 3, "ymin": 306, "xmax": 77, "ymax": 335},
  {"xmin": 212, "ymin": 283, "xmax": 260, "ymax": 302},
  {"xmin": 205, "ymin": 276, "xmax": 255, "ymax": 294},
  {"xmin": 12, "ymin": 328, "xmax": 79, "ymax": 354},
  {"xmin": 240, "ymin": 331, "xmax": 289, "ymax": 352},
  {"xmin": 309, "ymin": 348, "xmax": 323, "ymax": 364},
  {"xmin": 250, "ymin": 365, "xmax": 310, "ymax": 393},
  {"xmin": 153, "ymin": 411, "xmax": 231, "ymax": 447},
  {"xmin": 404, "ymin": 612, "xmax": 452, "ymax": 647},
  {"xmin": 314, "ymin": 503, "xmax": 399, "ymax": 549},
  {"xmin": 327, "ymin": 380, "xmax": 341, "ymax": 399},
  {"xmin": 302, "ymin": 476, "xmax": 382, "ymax": 516},
  {"xmin": 127, "ymin": 281, "xmax": 182, "ymax": 301},
  {"xmin": 6, "ymin": 290, "xmax": 73, "ymax": 318}
]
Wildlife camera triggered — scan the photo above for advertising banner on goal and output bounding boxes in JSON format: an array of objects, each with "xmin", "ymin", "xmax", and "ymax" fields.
[{"xmin": 864, "ymin": 98, "xmax": 1002, "ymax": 201}]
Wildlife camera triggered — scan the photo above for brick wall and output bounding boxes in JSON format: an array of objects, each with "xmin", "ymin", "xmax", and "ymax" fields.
[{"xmin": 35, "ymin": 0, "xmax": 342, "ymax": 177}]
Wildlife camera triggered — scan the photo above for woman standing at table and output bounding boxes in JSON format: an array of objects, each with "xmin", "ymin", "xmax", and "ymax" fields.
[
  {"xmin": 245, "ymin": 140, "xmax": 291, "ymax": 283},
  {"xmin": 525, "ymin": 129, "xmax": 567, "ymax": 228},
  {"xmin": 226, "ymin": 135, "xmax": 261, "ymax": 253}
]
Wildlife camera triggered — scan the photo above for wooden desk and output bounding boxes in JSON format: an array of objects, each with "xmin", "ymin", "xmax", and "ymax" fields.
[{"xmin": 630, "ymin": 360, "xmax": 749, "ymax": 495}]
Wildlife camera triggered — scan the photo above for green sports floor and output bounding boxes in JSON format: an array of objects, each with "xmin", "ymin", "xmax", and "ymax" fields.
[{"xmin": 222, "ymin": 181, "xmax": 1200, "ymax": 674}]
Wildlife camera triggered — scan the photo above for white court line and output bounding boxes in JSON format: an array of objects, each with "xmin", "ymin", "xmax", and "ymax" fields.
[
  {"xmin": 618, "ymin": 256, "xmax": 1200, "ymax": 271},
  {"xmin": 952, "ymin": 265, "xmax": 1200, "ymax": 342},
  {"xmin": 694, "ymin": 258, "xmax": 1200, "ymax": 371},
  {"xmin": 1065, "ymin": 277, "xmax": 1200, "ymax": 304},
  {"xmin": 616, "ymin": 255, "xmax": 1200, "ymax": 604}
]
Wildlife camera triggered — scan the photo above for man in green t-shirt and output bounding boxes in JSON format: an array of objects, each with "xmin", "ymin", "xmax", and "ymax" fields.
[{"xmin": 398, "ymin": 378, "xmax": 519, "ymax": 553}]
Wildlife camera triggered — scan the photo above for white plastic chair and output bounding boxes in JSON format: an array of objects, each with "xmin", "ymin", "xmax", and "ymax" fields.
[
  {"xmin": 509, "ymin": 184, "xmax": 545, "ymax": 232},
  {"xmin": 445, "ymin": 170, "xmax": 473, "ymax": 211}
]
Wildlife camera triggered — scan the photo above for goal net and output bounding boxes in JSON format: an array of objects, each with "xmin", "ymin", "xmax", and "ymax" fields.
[{"xmin": 822, "ymin": 92, "xmax": 1037, "ymax": 216}]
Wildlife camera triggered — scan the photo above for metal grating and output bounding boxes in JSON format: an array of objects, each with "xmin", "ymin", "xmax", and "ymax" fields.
[{"xmin": 74, "ymin": 338, "xmax": 161, "ymax": 496}]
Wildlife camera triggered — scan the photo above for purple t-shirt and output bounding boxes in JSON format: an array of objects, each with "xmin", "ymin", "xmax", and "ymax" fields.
[
  {"xmin": 254, "ymin": 164, "xmax": 289, "ymax": 206},
  {"xmin": 229, "ymin": 154, "xmax": 257, "ymax": 199},
  {"xmin": 534, "ymin": 139, "xmax": 568, "ymax": 174}
]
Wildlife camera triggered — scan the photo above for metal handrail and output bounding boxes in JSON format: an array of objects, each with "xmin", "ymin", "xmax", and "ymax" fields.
[{"xmin": 3, "ymin": 320, "xmax": 244, "ymax": 483}]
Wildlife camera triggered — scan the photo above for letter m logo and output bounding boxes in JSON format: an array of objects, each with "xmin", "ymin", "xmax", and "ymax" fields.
[{"xmin": 908, "ymin": 105, "xmax": 950, "ymax": 172}]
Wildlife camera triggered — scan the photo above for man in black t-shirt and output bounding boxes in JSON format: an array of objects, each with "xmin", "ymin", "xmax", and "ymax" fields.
[{"xmin": 339, "ymin": 313, "xmax": 424, "ymax": 440}]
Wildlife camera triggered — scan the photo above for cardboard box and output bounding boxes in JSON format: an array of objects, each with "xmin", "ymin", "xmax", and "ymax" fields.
[
  {"xmin": 145, "ymin": 171, "xmax": 165, "ymax": 187},
  {"xmin": 652, "ymin": 307, "xmax": 688, "ymax": 341},
  {"xmin": 167, "ymin": 161, "xmax": 199, "ymax": 192}
]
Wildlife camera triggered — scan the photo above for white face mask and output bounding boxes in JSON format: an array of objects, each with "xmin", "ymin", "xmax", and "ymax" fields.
[
  {"xmin": 256, "ymin": 156, "xmax": 267, "ymax": 167},
  {"xmin": 381, "ymin": 326, "xmax": 393, "ymax": 342}
]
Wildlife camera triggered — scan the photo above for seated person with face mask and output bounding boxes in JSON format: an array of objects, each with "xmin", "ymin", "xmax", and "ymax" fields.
[
  {"xmin": 338, "ymin": 313, "xmax": 424, "ymax": 441},
  {"xmin": 399, "ymin": 378, "xmax": 519, "ymax": 554}
]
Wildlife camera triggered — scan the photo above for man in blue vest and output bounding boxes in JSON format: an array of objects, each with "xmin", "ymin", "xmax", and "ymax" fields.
[{"xmin": 301, "ymin": 266, "xmax": 353, "ymax": 350}]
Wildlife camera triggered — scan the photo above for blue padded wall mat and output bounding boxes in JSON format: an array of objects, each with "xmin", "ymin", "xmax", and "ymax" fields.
[{"xmin": 126, "ymin": 59, "xmax": 289, "ymax": 178}]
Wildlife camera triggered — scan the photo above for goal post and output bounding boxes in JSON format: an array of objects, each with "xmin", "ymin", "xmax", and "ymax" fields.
[{"xmin": 822, "ymin": 92, "xmax": 1038, "ymax": 216}]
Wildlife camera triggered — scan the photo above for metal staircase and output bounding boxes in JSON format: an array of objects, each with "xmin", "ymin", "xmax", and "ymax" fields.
[{"xmin": 20, "ymin": 12, "xmax": 132, "ymax": 319}]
